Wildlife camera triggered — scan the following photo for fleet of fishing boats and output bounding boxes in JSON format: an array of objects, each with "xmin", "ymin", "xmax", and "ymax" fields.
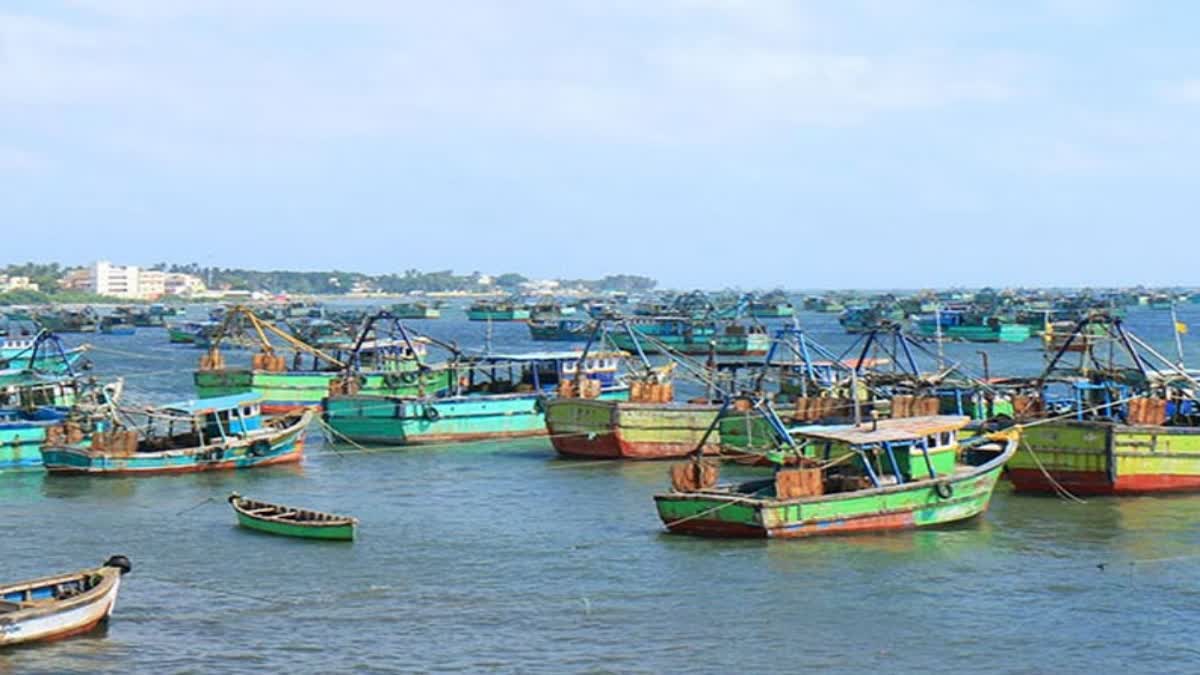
[{"xmin": 4, "ymin": 288, "xmax": 1200, "ymax": 647}]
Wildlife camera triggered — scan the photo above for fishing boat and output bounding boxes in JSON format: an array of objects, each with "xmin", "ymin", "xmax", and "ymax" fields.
[
  {"xmin": 748, "ymin": 292, "xmax": 795, "ymax": 318},
  {"xmin": 0, "ymin": 371, "xmax": 115, "ymax": 473},
  {"xmin": 0, "ymin": 333, "xmax": 87, "ymax": 374},
  {"xmin": 606, "ymin": 318, "xmax": 770, "ymax": 356},
  {"xmin": 654, "ymin": 414, "xmax": 1018, "ymax": 538},
  {"xmin": 527, "ymin": 319, "xmax": 593, "ymax": 342},
  {"xmin": 1001, "ymin": 314, "xmax": 1200, "ymax": 495},
  {"xmin": 228, "ymin": 493, "xmax": 357, "ymax": 541},
  {"xmin": 40, "ymin": 392, "xmax": 312, "ymax": 475},
  {"xmin": 99, "ymin": 315, "xmax": 136, "ymax": 336},
  {"xmin": 167, "ymin": 321, "xmax": 218, "ymax": 345},
  {"xmin": 34, "ymin": 308, "xmax": 99, "ymax": 333},
  {"xmin": 324, "ymin": 350, "xmax": 628, "ymax": 445},
  {"xmin": 466, "ymin": 300, "xmax": 531, "ymax": 322},
  {"xmin": 913, "ymin": 309, "xmax": 1031, "ymax": 343},
  {"xmin": 547, "ymin": 324, "xmax": 834, "ymax": 461},
  {"xmin": 0, "ymin": 555, "xmax": 131, "ymax": 647},
  {"xmin": 389, "ymin": 302, "xmax": 441, "ymax": 320},
  {"xmin": 193, "ymin": 308, "xmax": 453, "ymax": 413}
]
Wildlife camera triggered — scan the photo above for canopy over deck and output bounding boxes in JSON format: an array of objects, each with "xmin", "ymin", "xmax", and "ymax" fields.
[
  {"xmin": 163, "ymin": 392, "xmax": 263, "ymax": 415},
  {"xmin": 795, "ymin": 415, "xmax": 969, "ymax": 445}
]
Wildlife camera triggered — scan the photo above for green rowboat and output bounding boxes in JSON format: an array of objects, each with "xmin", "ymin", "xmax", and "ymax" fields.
[{"xmin": 228, "ymin": 493, "xmax": 357, "ymax": 541}]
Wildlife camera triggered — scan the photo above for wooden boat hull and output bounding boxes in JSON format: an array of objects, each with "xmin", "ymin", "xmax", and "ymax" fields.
[
  {"xmin": 545, "ymin": 398, "xmax": 721, "ymax": 460},
  {"xmin": 40, "ymin": 410, "xmax": 312, "ymax": 475},
  {"xmin": 1009, "ymin": 420, "xmax": 1200, "ymax": 495},
  {"xmin": 230, "ymin": 496, "xmax": 356, "ymax": 540},
  {"xmin": 0, "ymin": 558, "xmax": 129, "ymax": 647},
  {"xmin": 655, "ymin": 441, "xmax": 1015, "ymax": 538},
  {"xmin": 324, "ymin": 389, "xmax": 628, "ymax": 446},
  {"xmin": 194, "ymin": 369, "xmax": 454, "ymax": 414},
  {"xmin": 234, "ymin": 510, "xmax": 355, "ymax": 540}
]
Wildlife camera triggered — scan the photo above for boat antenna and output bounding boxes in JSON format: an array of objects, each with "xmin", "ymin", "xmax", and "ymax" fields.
[{"xmin": 1171, "ymin": 302, "xmax": 1187, "ymax": 369}]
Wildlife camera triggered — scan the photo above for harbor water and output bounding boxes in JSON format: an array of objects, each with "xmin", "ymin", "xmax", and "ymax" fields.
[{"xmin": 2, "ymin": 307, "xmax": 1199, "ymax": 673}]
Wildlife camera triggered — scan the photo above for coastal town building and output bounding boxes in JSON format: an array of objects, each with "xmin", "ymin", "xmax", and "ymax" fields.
[
  {"xmin": 0, "ymin": 275, "xmax": 39, "ymax": 293},
  {"xmin": 84, "ymin": 261, "xmax": 206, "ymax": 299}
]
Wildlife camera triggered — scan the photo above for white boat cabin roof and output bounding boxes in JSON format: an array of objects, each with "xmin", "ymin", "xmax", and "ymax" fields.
[{"xmin": 795, "ymin": 415, "xmax": 970, "ymax": 445}]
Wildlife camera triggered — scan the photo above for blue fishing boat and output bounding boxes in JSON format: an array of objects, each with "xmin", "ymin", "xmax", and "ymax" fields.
[{"xmin": 40, "ymin": 392, "xmax": 313, "ymax": 475}]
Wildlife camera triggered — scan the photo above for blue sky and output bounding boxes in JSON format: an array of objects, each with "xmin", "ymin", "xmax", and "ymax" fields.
[{"xmin": 3, "ymin": 1, "xmax": 1199, "ymax": 288}]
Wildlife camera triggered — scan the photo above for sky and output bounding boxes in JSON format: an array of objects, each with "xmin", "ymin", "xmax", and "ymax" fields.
[{"xmin": 3, "ymin": 1, "xmax": 1200, "ymax": 289}]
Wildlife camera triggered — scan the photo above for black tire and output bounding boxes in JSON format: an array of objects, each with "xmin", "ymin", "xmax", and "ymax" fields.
[
  {"xmin": 935, "ymin": 481, "xmax": 954, "ymax": 499},
  {"xmin": 423, "ymin": 405, "xmax": 440, "ymax": 422}
]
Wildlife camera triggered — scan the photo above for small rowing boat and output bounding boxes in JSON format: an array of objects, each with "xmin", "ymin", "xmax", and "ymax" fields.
[
  {"xmin": 228, "ymin": 493, "xmax": 358, "ymax": 541},
  {"xmin": 0, "ymin": 555, "xmax": 131, "ymax": 647}
]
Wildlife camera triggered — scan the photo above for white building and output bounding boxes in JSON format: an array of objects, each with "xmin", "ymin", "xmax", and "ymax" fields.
[
  {"xmin": 86, "ymin": 261, "xmax": 203, "ymax": 299},
  {"xmin": 0, "ymin": 275, "xmax": 39, "ymax": 293},
  {"xmin": 164, "ymin": 273, "xmax": 206, "ymax": 297}
]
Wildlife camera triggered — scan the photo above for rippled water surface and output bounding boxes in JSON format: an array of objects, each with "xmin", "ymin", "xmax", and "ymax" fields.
[{"xmin": 3, "ymin": 307, "xmax": 1200, "ymax": 673}]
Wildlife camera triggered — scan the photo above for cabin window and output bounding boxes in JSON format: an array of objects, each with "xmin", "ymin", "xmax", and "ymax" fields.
[
  {"xmin": 940, "ymin": 431, "xmax": 952, "ymax": 446},
  {"xmin": 926, "ymin": 435, "xmax": 938, "ymax": 448}
]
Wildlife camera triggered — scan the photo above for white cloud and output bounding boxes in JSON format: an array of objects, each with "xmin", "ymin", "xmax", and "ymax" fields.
[{"xmin": 0, "ymin": 2, "xmax": 1031, "ymax": 156}]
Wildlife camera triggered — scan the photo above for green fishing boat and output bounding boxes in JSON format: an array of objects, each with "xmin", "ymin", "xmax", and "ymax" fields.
[
  {"xmin": 654, "ymin": 415, "xmax": 1018, "ymax": 538},
  {"xmin": 607, "ymin": 321, "xmax": 770, "ymax": 356},
  {"xmin": 193, "ymin": 307, "xmax": 453, "ymax": 412},
  {"xmin": 228, "ymin": 493, "xmax": 357, "ymax": 541},
  {"xmin": 466, "ymin": 300, "xmax": 530, "ymax": 321}
]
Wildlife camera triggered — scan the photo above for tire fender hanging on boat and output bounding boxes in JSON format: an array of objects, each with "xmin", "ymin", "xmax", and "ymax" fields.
[{"xmin": 934, "ymin": 481, "xmax": 954, "ymax": 499}]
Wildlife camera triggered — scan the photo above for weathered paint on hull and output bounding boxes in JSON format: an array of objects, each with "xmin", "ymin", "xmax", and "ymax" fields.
[
  {"xmin": 655, "ymin": 448, "xmax": 1012, "ymax": 538},
  {"xmin": 0, "ymin": 424, "xmax": 51, "ymax": 472},
  {"xmin": 40, "ymin": 413, "xmax": 310, "ymax": 475},
  {"xmin": 545, "ymin": 398, "xmax": 722, "ymax": 459},
  {"xmin": 0, "ymin": 420, "xmax": 94, "ymax": 473},
  {"xmin": 1010, "ymin": 420, "xmax": 1200, "ymax": 495},
  {"xmin": 234, "ymin": 512, "xmax": 355, "ymax": 540},
  {"xmin": 0, "ymin": 574, "xmax": 121, "ymax": 647},
  {"xmin": 194, "ymin": 369, "xmax": 452, "ymax": 412},
  {"xmin": 324, "ymin": 390, "xmax": 627, "ymax": 445}
]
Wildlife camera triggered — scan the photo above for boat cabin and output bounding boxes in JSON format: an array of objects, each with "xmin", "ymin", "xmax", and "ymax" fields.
[
  {"xmin": 787, "ymin": 415, "xmax": 970, "ymax": 489},
  {"xmin": 454, "ymin": 350, "xmax": 624, "ymax": 395}
]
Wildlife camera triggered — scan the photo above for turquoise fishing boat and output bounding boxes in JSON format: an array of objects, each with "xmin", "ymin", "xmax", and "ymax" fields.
[
  {"xmin": 607, "ymin": 318, "xmax": 770, "ymax": 356},
  {"xmin": 0, "ymin": 334, "xmax": 87, "ymax": 374},
  {"xmin": 466, "ymin": 300, "xmax": 531, "ymax": 322},
  {"xmin": 40, "ymin": 392, "xmax": 312, "ymax": 475},
  {"xmin": 323, "ymin": 350, "xmax": 628, "ymax": 445},
  {"xmin": 528, "ymin": 319, "xmax": 593, "ymax": 342}
]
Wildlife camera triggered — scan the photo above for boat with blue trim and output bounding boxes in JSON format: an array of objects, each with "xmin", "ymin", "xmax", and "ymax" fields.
[
  {"xmin": 40, "ymin": 392, "xmax": 312, "ymax": 475},
  {"xmin": 0, "ymin": 555, "xmax": 132, "ymax": 647},
  {"xmin": 323, "ymin": 349, "xmax": 628, "ymax": 445}
]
